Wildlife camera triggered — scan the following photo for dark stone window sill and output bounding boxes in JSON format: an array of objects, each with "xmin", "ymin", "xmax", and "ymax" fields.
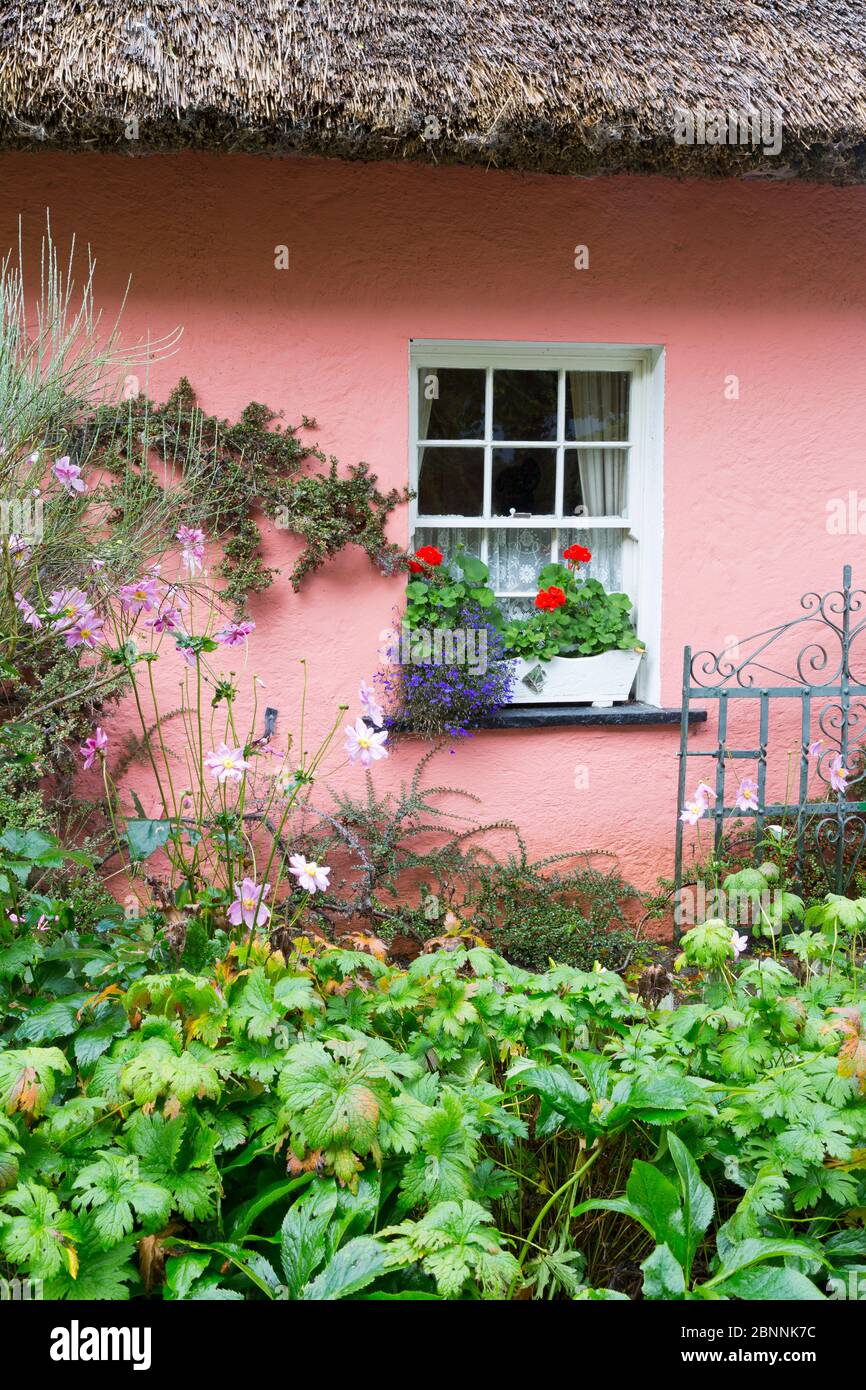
[{"xmin": 468, "ymin": 703, "xmax": 708, "ymax": 729}]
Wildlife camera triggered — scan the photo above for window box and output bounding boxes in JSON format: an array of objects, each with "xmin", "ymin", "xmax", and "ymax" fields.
[{"xmin": 512, "ymin": 648, "xmax": 644, "ymax": 707}]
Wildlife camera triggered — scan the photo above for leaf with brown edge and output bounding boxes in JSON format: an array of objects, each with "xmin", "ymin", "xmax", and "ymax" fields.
[
  {"xmin": 824, "ymin": 1006, "xmax": 862, "ymax": 1038},
  {"xmin": 138, "ymin": 1221, "xmax": 185, "ymax": 1294},
  {"xmin": 830, "ymin": 1007, "xmax": 866, "ymax": 1092},
  {"xmin": 838, "ymin": 1036, "xmax": 866, "ymax": 1091},
  {"xmin": 77, "ymin": 984, "xmax": 123, "ymax": 1020},
  {"xmin": 331, "ymin": 1146, "xmax": 364, "ymax": 1189},
  {"xmin": 286, "ymin": 1148, "xmax": 325, "ymax": 1176},
  {"xmin": 0, "ymin": 1048, "xmax": 70, "ymax": 1117},
  {"xmin": 345, "ymin": 932, "xmax": 388, "ymax": 962},
  {"xmin": 826, "ymin": 1147, "xmax": 866, "ymax": 1172}
]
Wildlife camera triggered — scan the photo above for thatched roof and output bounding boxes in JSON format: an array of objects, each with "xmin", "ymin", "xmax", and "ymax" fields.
[{"xmin": 1, "ymin": 1, "xmax": 864, "ymax": 180}]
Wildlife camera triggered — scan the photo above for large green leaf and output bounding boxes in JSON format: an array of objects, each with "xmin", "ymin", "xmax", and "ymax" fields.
[
  {"xmin": 707, "ymin": 1237, "xmax": 827, "ymax": 1288},
  {"xmin": 453, "ymin": 552, "xmax": 489, "ymax": 584},
  {"xmin": 0, "ymin": 828, "xmax": 89, "ymax": 872},
  {"xmin": 44, "ymin": 1227, "xmax": 138, "ymax": 1301},
  {"xmin": 72, "ymin": 1152, "xmax": 171, "ymax": 1246},
  {"xmin": 0, "ymin": 1182, "xmax": 78, "ymax": 1276},
  {"xmin": 570, "ymin": 1196, "xmax": 651, "ymax": 1235},
  {"xmin": 228, "ymin": 1175, "xmax": 315, "ymax": 1240},
  {"xmin": 13, "ymin": 1002, "xmax": 79, "ymax": 1044},
  {"xmin": 0, "ymin": 828, "xmax": 58, "ymax": 861},
  {"xmin": 668, "ymin": 1133, "xmax": 713, "ymax": 1274},
  {"xmin": 620, "ymin": 1072, "xmax": 711, "ymax": 1122},
  {"xmin": 0, "ymin": 1048, "xmax": 71, "ymax": 1116},
  {"xmin": 302, "ymin": 1235, "xmax": 390, "ymax": 1301},
  {"xmin": 233, "ymin": 969, "xmax": 283, "ymax": 1042},
  {"xmin": 0, "ymin": 938, "xmax": 45, "ymax": 979},
  {"xmin": 641, "ymin": 1243, "xmax": 686, "ymax": 1299},
  {"xmin": 125, "ymin": 819, "xmax": 172, "ymax": 862},
  {"xmin": 710, "ymin": 1266, "xmax": 825, "ymax": 1300},
  {"xmin": 626, "ymin": 1161, "xmax": 686, "ymax": 1264},
  {"xmin": 516, "ymin": 1065, "xmax": 591, "ymax": 1129},
  {"xmin": 73, "ymin": 1011, "xmax": 128, "ymax": 1068},
  {"xmin": 174, "ymin": 1239, "xmax": 277, "ymax": 1299},
  {"xmin": 164, "ymin": 1253, "xmax": 211, "ymax": 1300},
  {"xmin": 279, "ymin": 1201, "xmax": 334, "ymax": 1299}
]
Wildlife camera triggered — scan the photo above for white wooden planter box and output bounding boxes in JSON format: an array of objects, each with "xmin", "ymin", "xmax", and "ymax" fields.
[{"xmin": 512, "ymin": 649, "xmax": 644, "ymax": 707}]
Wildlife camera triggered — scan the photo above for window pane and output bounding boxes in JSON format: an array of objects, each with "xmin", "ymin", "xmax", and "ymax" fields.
[
  {"xmin": 558, "ymin": 527, "xmax": 626, "ymax": 592},
  {"xmin": 492, "ymin": 448, "xmax": 556, "ymax": 516},
  {"xmin": 564, "ymin": 449, "xmax": 627, "ymax": 517},
  {"xmin": 414, "ymin": 526, "xmax": 482, "ymax": 565},
  {"xmin": 418, "ymin": 367, "xmax": 485, "ymax": 439},
  {"xmin": 566, "ymin": 371, "xmax": 629, "ymax": 441},
  {"xmin": 493, "ymin": 369, "xmax": 557, "ymax": 440},
  {"xmin": 417, "ymin": 447, "xmax": 484, "ymax": 516},
  {"xmin": 487, "ymin": 528, "xmax": 551, "ymax": 593}
]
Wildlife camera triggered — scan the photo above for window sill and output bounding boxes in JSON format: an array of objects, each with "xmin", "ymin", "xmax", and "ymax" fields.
[{"xmin": 466, "ymin": 703, "xmax": 708, "ymax": 730}]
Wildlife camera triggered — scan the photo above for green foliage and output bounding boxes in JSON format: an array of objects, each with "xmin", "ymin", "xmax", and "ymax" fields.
[
  {"xmin": 86, "ymin": 379, "xmax": 411, "ymax": 608},
  {"xmin": 403, "ymin": 549, "xmax": 504, "ymax": 632},
  {"xmin": 300, "ymin": 751, "xmax": 638, "ymax": 971},
  {"xmin": 502, "ymin": 564, "xmax": 641, "ymax": 661},
  {"xmin": 402, "ymin": 550, "xmax": 641, "ymax": 671},
  {"xmin": 381, "ymin": 1200, "xmax": 518, "ymax": 1298},
  {"xmin": 489, "ymin": 893, "xmax": 636, "ymax": 973},
  {"xmin": 573, "ymin": 1133, "xmax": 826, "ymax": 1300},
  {"xmin": 4, "ymin": 841, "xmax": 866, "ymax": 1301},
  {"xmin": 257, "ymin": 1182, "xmax": 394, "ymax": 1301},
  {"xmin": 678, "ymin": 917, "xmax": 736, "ymax": 971}
]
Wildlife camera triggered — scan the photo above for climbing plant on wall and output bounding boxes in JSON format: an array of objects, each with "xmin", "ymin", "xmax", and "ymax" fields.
[{"xmin": 76, "ymin": 377, "xmax": 412, "ymax": 610}]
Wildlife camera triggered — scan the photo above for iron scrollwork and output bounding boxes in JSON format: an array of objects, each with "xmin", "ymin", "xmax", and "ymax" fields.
[{"xmin": 676, "ymin": 567, "xmax": 866, "ymax": 914}]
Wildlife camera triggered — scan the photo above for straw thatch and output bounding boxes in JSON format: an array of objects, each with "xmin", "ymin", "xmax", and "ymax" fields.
[{"xmin": 1, "ymin": 2, "xmax": 864, "ymax": 180}]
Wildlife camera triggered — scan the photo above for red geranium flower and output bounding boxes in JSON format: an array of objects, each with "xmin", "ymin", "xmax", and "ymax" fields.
[
  {"xmin": 414, "ymin": 545, "xmax": 443, "ymax": 567},
  {"xmin": 407, "ymin": 560, "xmax": 425, "ymax": 573},
  {"xmin": 535, "ymin": 585, "xmax": 567, "ymax": 611},
  {"xmin": 563, "ymin": 543, "xmax": 592, "ymax": 565}
]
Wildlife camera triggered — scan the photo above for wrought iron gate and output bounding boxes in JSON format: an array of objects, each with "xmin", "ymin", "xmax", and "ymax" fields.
[{"xmin": 675, "ymin": 567, "xmax": 866, "ymax": 911}]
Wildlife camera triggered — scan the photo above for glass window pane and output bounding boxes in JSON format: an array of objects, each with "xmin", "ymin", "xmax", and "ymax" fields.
[
  {"xmin": 564, "ymin": 449, "xmax": 627, "ymax": 517},
  {"xmin": 566, "ymin": 371, "xmax": 630, "ymax": 441},
  {"xmin": 418, "ymin": 367, "xmax": 485, "ymax": 439},
  {"xmin": 493, "ymin": 369, "xmax": 557, "ymax": 440},
  {"xmin": 558, "ymin": 527, "xmax": 626, "ymax": 593},
  {"xmin": 417, "ymin": 447, "xmax": 484, "ymax": 516},
  {"xmin": 492, "ymin": 448, "xmax": 556, "ymax": 516},
  {"xmin": 487, "ymin": 527, "xmax": 551, "ymax": 593},
  {"xmin": 414, "ymin": 526, "xmax": 482, "ymax": 565}
]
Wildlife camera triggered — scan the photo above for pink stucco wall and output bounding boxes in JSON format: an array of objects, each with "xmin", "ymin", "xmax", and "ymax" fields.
[{"xmin": 3, "ymin": 152, "xmax": 866, "ymax": 897}]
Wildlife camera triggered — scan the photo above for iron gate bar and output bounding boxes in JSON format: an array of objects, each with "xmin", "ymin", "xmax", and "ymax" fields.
[{"xmin": 674, "ymin": 567, "xmax": 866, "ymax": 935}]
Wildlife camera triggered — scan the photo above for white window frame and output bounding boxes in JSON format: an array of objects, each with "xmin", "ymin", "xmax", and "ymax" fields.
[{"xmin": 408, "ymin": 340, "xmax": 665, "ymax": 705}]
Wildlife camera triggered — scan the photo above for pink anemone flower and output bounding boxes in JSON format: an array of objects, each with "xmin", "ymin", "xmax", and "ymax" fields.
[{"xmin": 228, "ymin": 878, "xmax": 271, "ymax": 929}]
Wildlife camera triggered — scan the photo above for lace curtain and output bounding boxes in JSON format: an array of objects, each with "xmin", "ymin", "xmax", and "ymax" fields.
[
  {"xmin": 415, "ymin": 526, "xmax": 481, "ymax": 561},
  {"xmin": 560, "ymin": 528, "xmax": 623, "ymax": 592},
  {"xmin": 416, "ymin": 526, "xmax": 623, "ymax": 595}
]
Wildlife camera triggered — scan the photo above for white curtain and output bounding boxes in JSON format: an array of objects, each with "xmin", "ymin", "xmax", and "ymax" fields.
[
  {"xmin": 415, "ymin": 526, "xmax": 481, "ymax": 563},
  {"xmin": 487, "ymin": 528, "xmax": 550, "ymax": 593},
  {"xmin": 568, "ymin": 372, "xmax": 627, "ymax": 516},
  {"xmin": 560, "ymin": 528, "xmax": 623, "ymax": 593}
]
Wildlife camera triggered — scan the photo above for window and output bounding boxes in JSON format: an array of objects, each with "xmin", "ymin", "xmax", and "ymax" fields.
[{"xmin": 409, "ymin": 341, "xmax": 664, "ymax": 703}]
